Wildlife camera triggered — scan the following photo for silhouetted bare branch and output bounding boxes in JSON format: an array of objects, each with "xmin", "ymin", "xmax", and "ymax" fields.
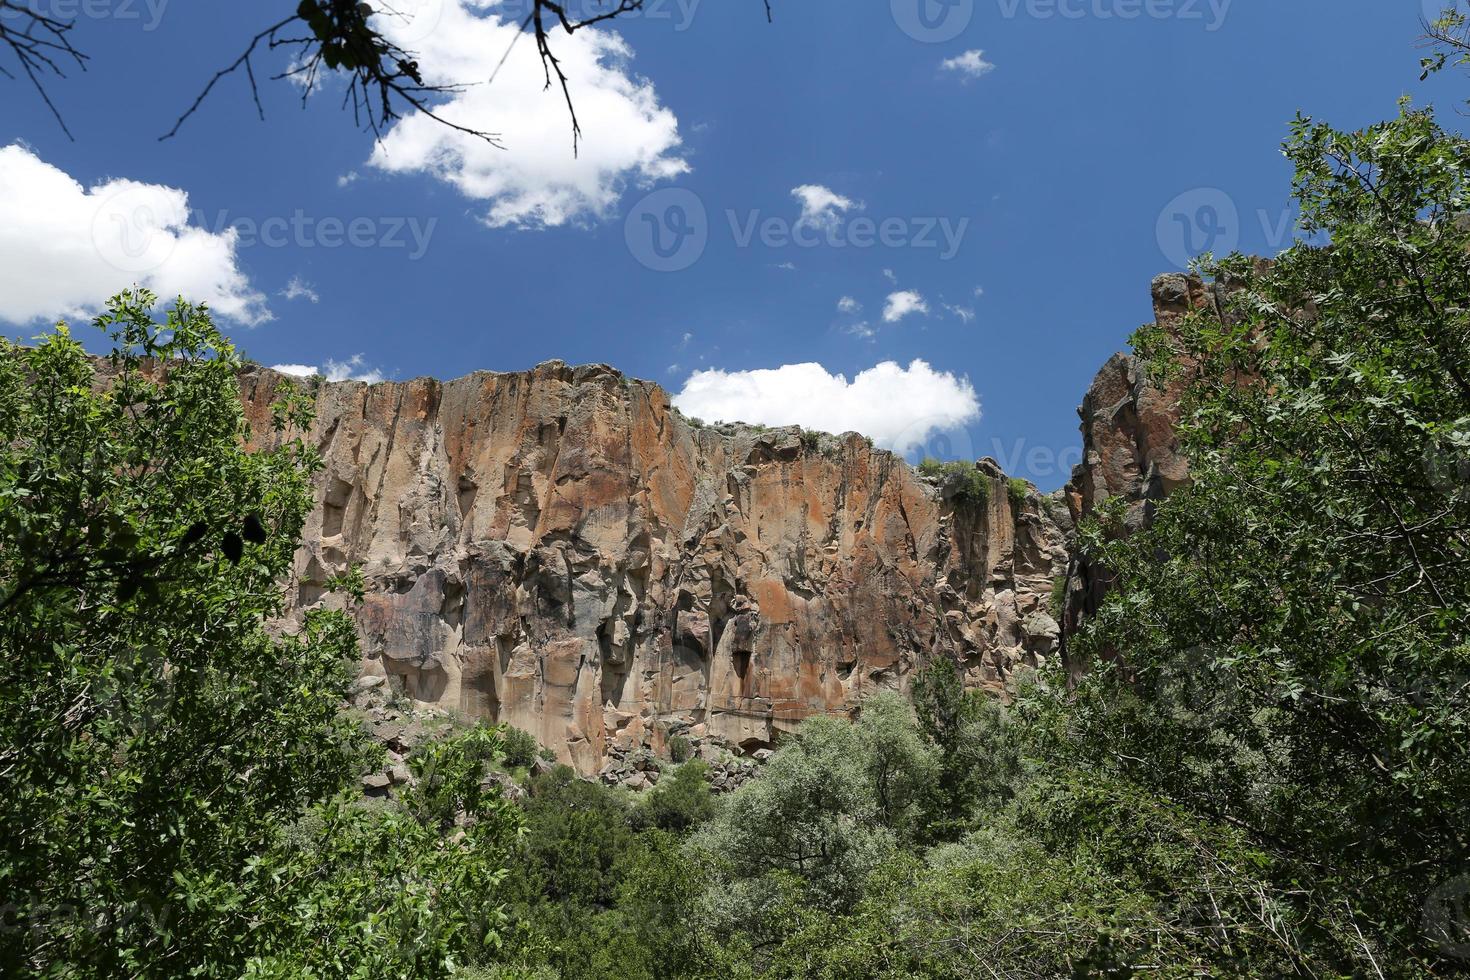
[
  {"xmin": 0, "ymin": 1, "xmax": 88, "ymax": 139},
  {"xmin": 163, "ymin": 1, "xmax": 501, "ymax": 146},
  {"xmin": 165, "ymin": 0, "xmax": 774, "ymax": 153}
]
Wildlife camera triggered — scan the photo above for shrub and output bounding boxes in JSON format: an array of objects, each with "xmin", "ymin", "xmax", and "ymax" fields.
[
  {"xmin": 1007, "ymin": 477, "xmax": 1030, "ymax": 508},
  {"xmin": 667, "ymin": 735, "xmax": 692, "ymax": 763},
  {"xmin": 918, "ymin": 458, "xmax": 990, "ymax": 505},
  {"xmin": 500, "ymin": 726, "xmax": 540, "ymax": 769},
  {"xmin": 1048, "ymin": 575, "xmax": 1067, "ymax": 621},
  {"xmin": 632, "ymin": 761, "xmax": 716, "ymax": 833}
]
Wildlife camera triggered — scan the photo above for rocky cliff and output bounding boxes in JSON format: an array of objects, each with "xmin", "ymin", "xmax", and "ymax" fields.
[
  {"xmin": 1059, "ymin": 272, "xmax": 1216, "ymax": 670},
  {"xmin": 239, "ymin": 361, "xmax": 1073, "ymax": 775}
]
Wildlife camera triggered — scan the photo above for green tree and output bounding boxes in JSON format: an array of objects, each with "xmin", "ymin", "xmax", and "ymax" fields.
[
  {"xmin": 0, "ymin": 293, "xmax": 519, "ymax": 977},
  {"xmin": 692, "ymin": 692, "xmax": 936, "ymax": 942},
  {"xmin": 911, "ymin": 657, "xmax": 1019, "ymax": 840},
  {"xmin": 1062, "ymin": 102, "xmax": 1470, "ymax": 972},
  {"xmin": 499, "ymin": 725, "xmax": 540, "ymax": 770},
  {"xmin": 630, "ymin": 760, "xmax": 716, "ymax": 833}
]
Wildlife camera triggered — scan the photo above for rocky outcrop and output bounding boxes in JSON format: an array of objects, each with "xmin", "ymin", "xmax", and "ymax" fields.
[
  {"xmin": 1059, "ymin": 272, "xmax": 1218, "ymax": 669},
  {"xmin": 239, "ymin": 361, "xmax": 1071, "ymax": 774}
]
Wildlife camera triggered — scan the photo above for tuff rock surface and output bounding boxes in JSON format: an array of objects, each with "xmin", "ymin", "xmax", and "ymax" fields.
[
  {"xmin": 1059, "ymin": 272, "xmax": 1209, "ymax": 668},
  {"xmin": 239, "ymin": 361, "xmax": 1072, "ymax": 774}
]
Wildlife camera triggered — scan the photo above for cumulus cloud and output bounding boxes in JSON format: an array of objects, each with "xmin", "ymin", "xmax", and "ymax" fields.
[
  {"xmin": 273, "ymin": 354, "xmax": 385, "ymax": 383},
  {"xmin": 281, "ymin": 275, "xmax": 320, "ymax": 303},
  {"xmin": 941, "ymin": 50, "xmax": 996, "ymax": 80},
  {"xmin": 837, "ymin": 295, "xmax": 862, "ymax": 314},
  {"xmin": 791, "ymin": 184, "xmax": 858, "ymax": 230},
  {"xmin": 883, "ymin": 290, "xmax": 929, "ymax": 323},
  {"xmin": 671, "ymin": 359, "xmax": 979, "ymax": 453},
  {"xmin": 367, "ymin": 0, "xmax": 686, "ymax": 228},
  {"xmin": 0, "ymin": 144, "xmax": 269, "ymax": 326}
]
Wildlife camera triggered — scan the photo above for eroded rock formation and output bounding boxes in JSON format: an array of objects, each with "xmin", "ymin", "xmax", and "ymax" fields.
[
  {"xmin": 1059, "ymin": 272, "xmax": 1213, "ymax": 667},
  {"xmin": 239, "ymin": 361, "xmax": 1071, "ymax": 774}
]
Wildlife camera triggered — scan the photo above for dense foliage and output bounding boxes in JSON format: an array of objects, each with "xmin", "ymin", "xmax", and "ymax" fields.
[
  {"xmin": 1061, "ymin": 100, "xmax": 1470, "ymax": 974},
  {"xmin": 0, "ymin": 295, "xmax": 519, "ymax": 978}
]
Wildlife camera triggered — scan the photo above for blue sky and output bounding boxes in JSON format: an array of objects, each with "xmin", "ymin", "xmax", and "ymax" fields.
[{"xmin": 1, "ymin": 0, "xmax": 1462, "ymax": 489}]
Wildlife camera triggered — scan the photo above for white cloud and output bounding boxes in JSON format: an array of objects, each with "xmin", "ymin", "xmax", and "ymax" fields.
[
  {"xmin": 941, "ymin": 50, "xmax": 996, "ymax": 80},
  {"xmin": 337, "ymin": 171, "xmax": 359, "ymax": 188},
  {"xmin": 672, "ymin": 359, "xmax": 979, "ymax": 453},
  {"xmin": 773, "ymin": 261, "xmax": 798, "ymax": 271},
  {"xmin": 0, "ymin": 144, "xmax": 269, "ymax": 326},
  {"xmin": 273, "ymin": 354, "xmax": 385, "ymax": 383},
  {"xmin": 837, "ymin": 295, "xmax": 862, "ymax": 314},
  {"xmin": 368, "ymin": 0, "xmax": 686, "ymax": 228},
  {"xmin": 845, "ymin": 322, "xmax": 876, "ymax": 340},
  {"xmin": 974, "ymin": 285, "xmax": 985, "ymax": 297},
  {"xmin": 281, "ymin": 275, "xmax": 320, "ymax": 303},
  {"xmin": 883, "ymin": 290, "xmax": 929, "ymax": 323},
  {"xmin": 791, "ymin": 184, "xmax": 858, "ymax": 230},
  {"xmin": 882, "ymin": 268, "xmax": 899, "ymax": 285},
  {"xmin": 944, "ymin": 303, "xmax": 976, "ymax": 323}
]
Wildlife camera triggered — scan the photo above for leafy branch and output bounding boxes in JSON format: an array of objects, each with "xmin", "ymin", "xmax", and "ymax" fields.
[{"xmin": 1421, "ymin": 5, "xmax": 1470, "ymax": 97}]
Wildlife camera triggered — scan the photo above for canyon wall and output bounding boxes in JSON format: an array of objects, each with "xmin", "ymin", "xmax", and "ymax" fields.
[
  {"xmin": 1059, "ymin": 272, "xmax": 1212, "ymax": 668},
  {"xmin": 240, "ymin": 360, "xmax": 1072, "ymax": 774},
  {"xmin": 235, "ymin": 272, "xmax": 1209, "ymax": 774}
]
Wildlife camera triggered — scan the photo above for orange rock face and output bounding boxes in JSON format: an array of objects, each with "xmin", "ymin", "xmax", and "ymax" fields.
[{"xmin": 239, "ymin": 360, "xmax": 1070, "ymax": 773}]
